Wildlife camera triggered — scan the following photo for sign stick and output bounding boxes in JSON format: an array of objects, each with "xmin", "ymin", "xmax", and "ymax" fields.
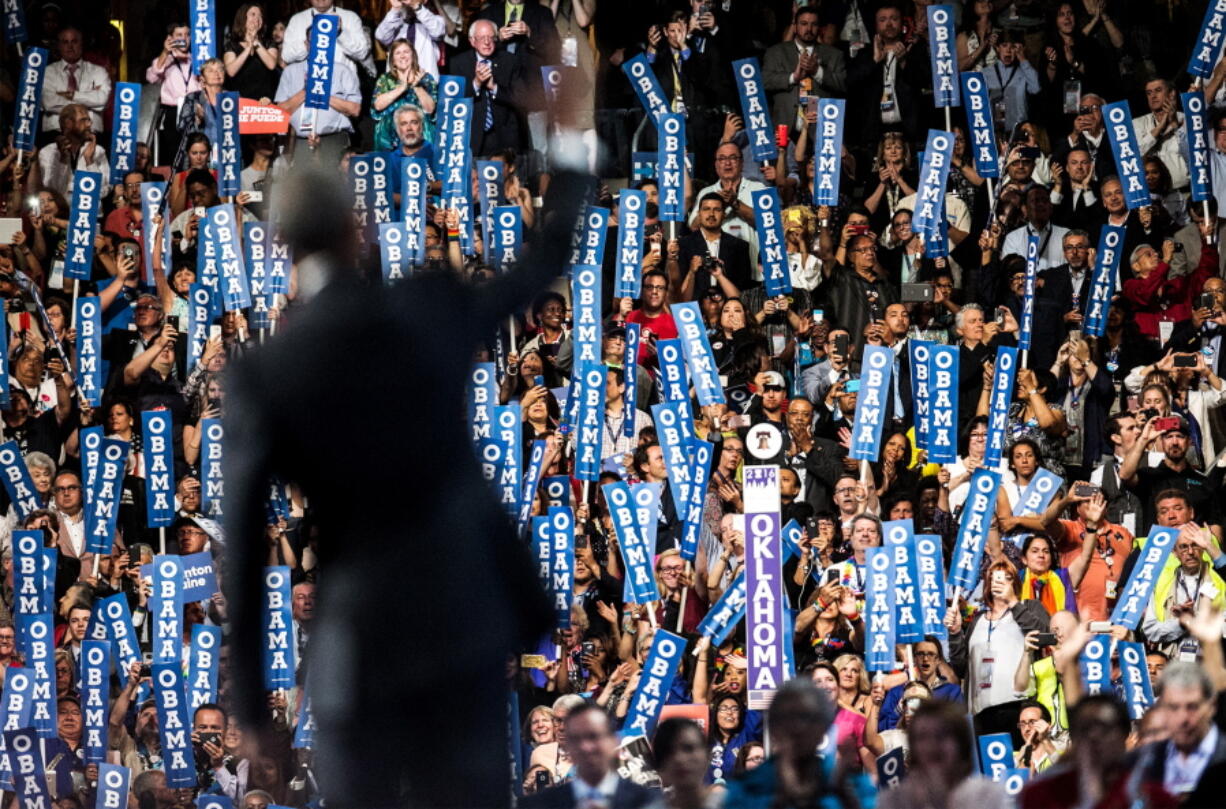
[
  {"xmin": 904, "ymin": 644, "xmax": 916, "ymax": 681},
  {"xmin": 667, "ymin": 221, "xmax": 677, "ymax": 242},
  {"xmin": 508, "ymin": 317, "xmax": 517, "ymax": 351},
  {"xmin": 159, "ymin": 526, "xmax": 166, "ymax": 555},
  {"xmin": 1205, "ymin": 200, "xmax": 1214, "ymax": 245},
  {"xmin": 647, "ymin": 605, "xmax": 658, "ymax": 629},
  {"xmin": 859, "ymin": 459, "xmax": 869, "ymax": 485},
  {"xmin": 1020, "ymin": 349, "xmax": 1029, "ymax": 369},
  {"xmin": 70, "ymin": 280, "xmax": 79, "ymax": 327},
  {"xmin": 91, "ymin": 553, "xmax": 101, "ymax": 578},
  {"xmin": 985, "ymin": 177, "xmax": 995, "ymax": 207},
  {"xmin": 676, "ymin": 561, "xmax": 691, "ymax": 633},
  {"xmin": 944, "ymin": 107, "xmax": 952, "ymax": 132}
]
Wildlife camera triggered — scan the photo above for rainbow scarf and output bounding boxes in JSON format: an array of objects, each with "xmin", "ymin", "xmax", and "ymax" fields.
[{"xmin": 1021, "ymin": 568, "xmax": 1077, "ymax": 616}]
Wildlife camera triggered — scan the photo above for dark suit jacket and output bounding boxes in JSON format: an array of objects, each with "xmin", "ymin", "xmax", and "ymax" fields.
[
  {"xmin": 761, "ymin": 40, "xmax": 846, "ymax": 132},
  {"xmin": 521, "ymin": 777, "xmax": 657, "ymax": 809},
  {"xmin": 845, "ymin": 44, "xmax": 930, "ymax": 145},
  {"xmin": 678, "ymin": 230, "xmax": 753, "ymax": 294},
  {"xmin": 1038, "ymin": 262, "xmax": 1093, "ymax": 340},
  {"xmin": 1051, "ymin": 188, "xmax": 1103, "ymax": 234},
  {"xmin": 649, "ymin": 44, "xmax": 729, "ymax": 111},
  {"xmin": 476, "ymin": 1, "xmax": 561, "ymax": 71},
  {"xmin": 449, "ymin": 49, "xmax": 525, "ymax": 157},
  {"xmin": 1140, "ymin": 732, "xmax": 1226, "ymax": 809}
]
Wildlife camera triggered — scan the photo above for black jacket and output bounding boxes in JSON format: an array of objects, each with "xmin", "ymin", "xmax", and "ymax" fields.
[
  {"xmin": 521, "ymin": 777, "xmax": 657, "ymax": 809},
  {"xmin": 450, "ymin": 49, "xmax": 526, "ymax": 158},
  {"xmin": 677, "ymin": 230, "xmax": 754, "ymax": 295}
]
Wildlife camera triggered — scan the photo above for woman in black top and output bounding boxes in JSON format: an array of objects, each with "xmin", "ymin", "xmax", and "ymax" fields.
[{"xmin": 223, "ymin": 3, "xmax": 281, "ymax": 102}]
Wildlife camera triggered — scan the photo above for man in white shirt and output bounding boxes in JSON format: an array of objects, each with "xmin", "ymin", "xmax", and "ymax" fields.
[
  {"xmin": 1157, "ymin": 662, "xmax": 1226, "ymax": 803},
  {"xmin": 1135, "ymin": 78, "xmax": 1189, "ymax": 191},
  {"xmin": 280, "ymin": 0, "xmax": 371, "ymax": 76},
  {"xmin": 688, "ymin": 142, "xmax": 767, "ymax": 275},
  {"xmin": 34, "ymin": 104, "xmax": 110, "ymax": 199},
  {"xmin": 1002, "ymin": 185, "xmax": 1070, "ymax": 271},
  {"xmin": 41, "ymin": 27, "xmax": 111, "ymax": 135},
  {"xmin": 374, "ymin": 0, "xmax": 445, "ymax": 77}
]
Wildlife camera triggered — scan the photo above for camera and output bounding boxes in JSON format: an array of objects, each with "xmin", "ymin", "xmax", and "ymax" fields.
[
  {"xmin": 138, "ymin": 663, "xmax": 151, "ymax": 679},
  {"xmin": 534, "ymin": 769, "xmax": 550, "ymax": 790},
  {"xmin": 1034, "ymin": 632, "xmax": 1058, "ymax": 647},
  {"xmin": 700, "ymin": 255, "xmax": 720, "ymax": 272},
  {"xmin": 1197, "ymin": 292, "xmax": 1216, "ymax": 312}
]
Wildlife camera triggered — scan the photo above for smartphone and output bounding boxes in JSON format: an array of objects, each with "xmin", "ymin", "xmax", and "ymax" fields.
[
  {"xmin": 581, "ymin": 641, "xmax": 596, "ymax": 658},
  {"xmin": 812, "ymin": 309, "xmax": 824, "ymax": 323},
  {"xmin": 534, "ymin": 769, "xmax": 550, "ymax": 790},
  {"xmin": 995, "ymin": 306, "xmax": 1008, "ymax": 326},
  {"xmin": 824, "ymin": 567, "xmax": 841, "ymax": 585},
  {"xmin": 1019, "ymin": 146, "xmax": 1041, "ymax": 161},
  {"xmin": 192, "ymin": 206, "xmax": 206, "ymax": 218},
  {"xmin": 844, "ymin": 379, "xmax": 861, "ymax": 393},
  {"xmin": 1068, "ymin": 329, "xmax": 1082, "ymax": 343},
  {"xmin": 1089, "ymin": 622, "xmax": 1113, "ymax": 634},
  {"xmin": 1034, "ymin": 632, "xmax": 1058, "ymax": 647},
  {"xmin": 208, "ymin": 324, "xmax": 222, "ymax": 340},
  {"xmin": 1197, "ymin": 292, "xmax": 1216, "ymax": 312},
  {"xmin": 901, "ymin": 283, "xmax": 933, "ymax": 302},
  {"xmin": 1153, "ymin": 416, "xmax": 1182, "ymax": 432},
  {"xmin": 246, "ymin": 190, "xmax": 264, "ymax": 203},
  {"xmin": 520, "ymin": 654, "xmax": 547, "ymax": 669},
  {"xmin": 167, "ymin": 315, "xmax": 180, "ymax": 331},
  {"xmin": 27, "ymin": 196, "xmax": 41, "ymax": 217},
  {"xmin": 1173, "ymin": 354, "xmax": 1198, "ymax": 368},
  {"xmin": 849, "ymin": 224, "xmax": 869, "ymax": 236},
  {"xmin": 1073, "ymin": 482, "xmax": 1100, "ymax": 498},
  {"xmin": 120, "ymin": 243, "xmax": 137, "ymax": 260},
  {"xmin": 834, "ymin": 333, "xmax": 849, "ymax": 358}
]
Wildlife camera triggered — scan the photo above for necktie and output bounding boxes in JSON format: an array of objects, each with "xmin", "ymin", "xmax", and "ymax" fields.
[
  {"xmin": 480, "ymin": 60, "xmax": 494, "ymax": 131},
  {"xmin": 66, "ymin": 63, "xmax": 78, "ymax": 94},
  {"xmin": 1074, "ymin": 190, "xmax": 1081, "ymax": 211}
]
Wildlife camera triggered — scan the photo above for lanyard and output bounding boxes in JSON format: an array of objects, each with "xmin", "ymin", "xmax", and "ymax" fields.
[
  {"xmin": 1028, "ymin": 225, "xmax": 1053, "ymax": 258},
  {"xmin": 1177, "ymin": 569, "xmax": 1204, "ymax": 604},
  {"xmin": 993, "ymin": 63, "xmax": 1019, "ymax": 92}
]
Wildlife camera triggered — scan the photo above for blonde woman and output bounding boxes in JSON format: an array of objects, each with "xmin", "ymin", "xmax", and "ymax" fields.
[{"xmin": 833, "ymin": 653, "xmax": 871, "ymax": 715}]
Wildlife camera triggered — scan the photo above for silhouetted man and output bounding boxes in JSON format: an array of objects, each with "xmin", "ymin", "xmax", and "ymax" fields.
[{"xmin": 225, "ymin": 165, "xmax": 590, "ymax": 808}]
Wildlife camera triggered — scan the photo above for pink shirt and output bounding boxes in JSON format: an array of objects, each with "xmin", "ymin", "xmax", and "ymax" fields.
[{"xmin": 146, "ymin": 54, "xmax": 199, "ymax": 106}]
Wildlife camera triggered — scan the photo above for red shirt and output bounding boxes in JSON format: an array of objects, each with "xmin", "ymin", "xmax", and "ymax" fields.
[
  {"xmin": 625, "ymin": 308, "xmax": 678, "ymax": 364},
  {"xmin": 1122, "ymin": 245, "xmax": 1218, "ymax": 339}
]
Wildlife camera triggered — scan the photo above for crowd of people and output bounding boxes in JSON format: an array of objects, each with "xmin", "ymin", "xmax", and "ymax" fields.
[{"xmin": 0, "ymin": 0, "xmax": 1225, "ymax": 808}]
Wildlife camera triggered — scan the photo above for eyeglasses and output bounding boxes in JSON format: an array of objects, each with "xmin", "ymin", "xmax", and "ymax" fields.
[
  {"xmin": 851, "ymin": 246, "xmax": 877, "ymax": 253},
  {"xmin": 722, "ymin": 446, "xmax": 743, "ymax": 455},
  {"xmin": 835, "ymin": 486, "xmax": 858, "ymax": 495},
  {"xmin": 53, "ymin": 485, "xmax": 80, "ymax": 493},
  {"xmin": 715, "ymin": 155, "xmax": 742, "ymax": 163},
  {"xmin": 1077, "ymin": 105, "xmax": 1101, "ymax": 115},
  {"xmin": 914, "ymin": 651, "xmax": 938, "ymax": 659},
  {"xmin": 135, "ymin": 303, "xmax": 163, "ymax": 312},
  {"xmin": 1065, "ymin": 243, "xmax": 1090, "ymax": 251},
  {"xmin": 659, "ymin": 564, "xmax": 684, "ymax": 573}
]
